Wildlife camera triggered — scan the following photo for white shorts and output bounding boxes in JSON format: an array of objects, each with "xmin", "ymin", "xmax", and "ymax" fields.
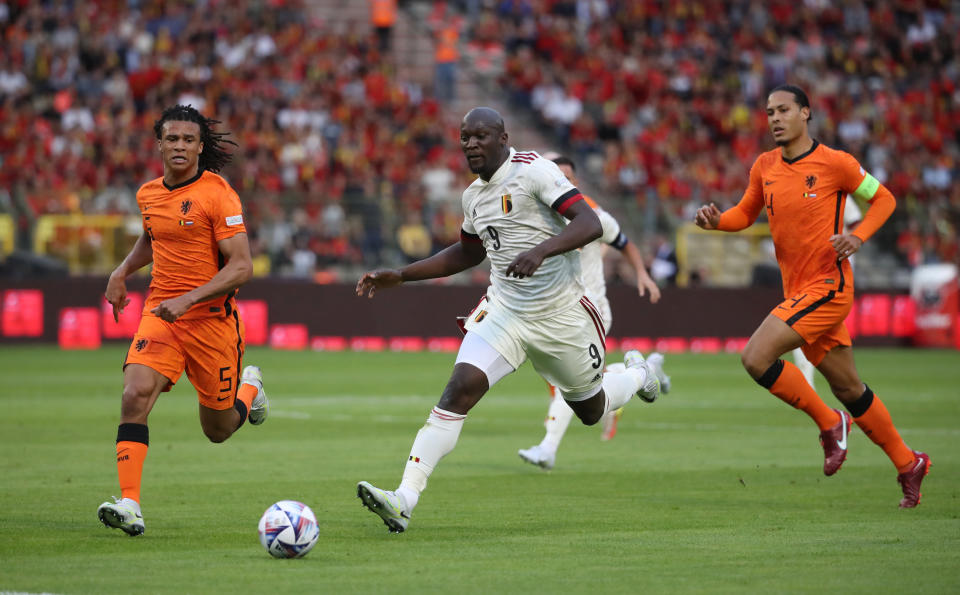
[{"xmin": 458, "ymin": 295, "xmax": 607, "ymax": 400}]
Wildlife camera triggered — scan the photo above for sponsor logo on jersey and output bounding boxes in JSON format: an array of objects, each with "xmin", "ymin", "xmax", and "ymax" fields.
[
  {"xmin": 179, "ymin": 220, "xmax": 194, "ymax": 226},
  {"xmin": 225, "ymin": 215, "xmax": 243, "ymax": 226},
  {"xmin": 501, "ymin": 194, "xmax": 513, "ymax": 214},
  {"xmin": 474, "ymin": 310, "xmax": 488, "ymax": 323}
]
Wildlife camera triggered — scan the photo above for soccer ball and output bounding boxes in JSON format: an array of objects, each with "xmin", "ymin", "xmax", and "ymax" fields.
[{"xmin": 258, "ymin": 500, "xmax": 320, "ymax": 559}]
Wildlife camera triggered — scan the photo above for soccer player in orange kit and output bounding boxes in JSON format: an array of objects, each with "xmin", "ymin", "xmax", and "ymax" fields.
[
  {"xmin": 98, "ymin": 105, "xmax": 268, "ymax": 535},
  {"xmin": 695, "ymin": 85, "xmax": 930, "ymax": 508}
]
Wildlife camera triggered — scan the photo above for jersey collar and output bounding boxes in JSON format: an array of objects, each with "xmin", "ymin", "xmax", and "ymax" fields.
[
  {"xmin": 781, "ymin": 140, "xmax": 819, "ymax": 165},
  {"xmin": 481, "ymin": 147, "xmax": 515, "ymax": 185},
  {"xmin": 162, "ymin": 169, "xmax": 204, "ymax": 191}
]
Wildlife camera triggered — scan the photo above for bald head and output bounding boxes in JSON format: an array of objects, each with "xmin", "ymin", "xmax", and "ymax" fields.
[{"xmin": 462, "ymin": 107, "xmax": 505, "ymax": 134}]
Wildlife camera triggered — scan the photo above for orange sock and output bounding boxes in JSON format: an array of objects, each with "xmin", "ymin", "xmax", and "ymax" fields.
[
  {"xmin": 234, "ymin": 382, "xmax": 258, "ymax": 422},
  {"xmin": 851, "ymin": 390, "xmax": 915, "ymax": 471},
  {"xmin": 116, "ymin": 440, "xmax": 148, "ymax": 503},
  {"xmin": 762, "ymin": 360, "xmax": 840, "ymax": 430}
]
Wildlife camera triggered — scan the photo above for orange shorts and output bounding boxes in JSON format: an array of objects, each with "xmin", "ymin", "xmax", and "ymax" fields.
[
  {"xmin": 124, "ymin": 313, "xmax": 246, "ymax": 410},
  {"xmin": 771, "ymin": 287, "xmax": 852, "ymax": 366}
]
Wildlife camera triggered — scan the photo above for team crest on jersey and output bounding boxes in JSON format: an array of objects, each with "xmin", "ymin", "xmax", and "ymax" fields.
[
  {"xmin": 805, "ymin": 175, "xmax": 817, "ymax": 189},
  {"xmin": 180, "ymin": 200, "xmax": 192, "ymax": 215},
  {"xmin": 501, "ymin": 194, "xmax": 513, "ymax": 214},
  {"xmin": 135, "ymin": 339, "xmax": 148, "ymax": 351}
]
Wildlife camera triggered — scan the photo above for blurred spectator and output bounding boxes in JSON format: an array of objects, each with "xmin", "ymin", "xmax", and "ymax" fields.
[
  {"xmin": 428, "ymin": 1, "xmax": 463, "ymax": 104},
  {"xmin": 370, "ymin": 0, "xmax": 397, "ymax": 53}
]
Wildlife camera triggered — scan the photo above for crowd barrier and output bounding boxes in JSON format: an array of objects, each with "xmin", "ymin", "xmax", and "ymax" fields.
[{"xmin": 2, "ymin": 278, "xmax": 953, "ymax": 351}]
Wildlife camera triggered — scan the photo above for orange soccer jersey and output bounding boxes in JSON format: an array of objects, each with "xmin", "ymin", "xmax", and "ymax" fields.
[
  {"xmin": 136, "ymin": 170, "xmax": 247, "ymax": 320},
  {"xmin": 721, "ymin": 141, "xmax": 891, "ymax": 298}
]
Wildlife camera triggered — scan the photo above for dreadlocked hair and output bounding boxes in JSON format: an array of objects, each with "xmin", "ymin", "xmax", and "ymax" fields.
[{"xmin": 153, "ymin": 104, "xmax": 238, "ymax": 173}]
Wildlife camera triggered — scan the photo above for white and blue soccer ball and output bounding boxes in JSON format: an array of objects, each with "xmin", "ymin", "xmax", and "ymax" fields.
[{"xmin": 258, "ymin": 500, "xmax": 320, "ymax": 559}]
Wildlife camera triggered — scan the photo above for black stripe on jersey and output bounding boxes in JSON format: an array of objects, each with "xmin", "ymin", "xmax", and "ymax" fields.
[
  {"xmin": 785, "ymin": 290, "xmax": 835, "ymax": 326},
  {"xmin": 781, "ymin": 140, "xmax": 820, "ymax": 165},
  {"xmin": 551, "ymin": 188, "xmax": 582, "ymax": 211},
  {"xmin": 833, "ymin": 191, "xmax": 843, "ymax": 235},
  {"xmin": 460, "ymin": 229, "xmax": 482, "ymax": 243},
  {"xmin": 834, "ymin": 190, "xmax": 846, "ymax": 292},
  {"xmin": 609, "ymin": 233, "xmax": 628, "ymax": 250}
]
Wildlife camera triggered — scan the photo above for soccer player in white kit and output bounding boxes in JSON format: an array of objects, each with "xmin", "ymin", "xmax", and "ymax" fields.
[
  {"xmin": 354, "ymin": 107, "xmax": 662, "ymax": 533},
  {"xmin": 518, "ymin": 155, "xmax": 668, "ymax": 471}
]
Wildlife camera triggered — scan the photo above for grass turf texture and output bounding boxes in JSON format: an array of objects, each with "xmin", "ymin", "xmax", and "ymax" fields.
[{"xmin": 1, "ymin": 345, "xmax": 958, "ymax": 594}]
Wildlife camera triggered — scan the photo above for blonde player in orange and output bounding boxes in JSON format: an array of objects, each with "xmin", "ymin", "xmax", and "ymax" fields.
[
  {"xmin": 98, "ymin": 105, "xmax": 268, "ymax": 535},
  {"xmin": 695, "ymin": 85, "xmax": 930, "ymax": 508}
]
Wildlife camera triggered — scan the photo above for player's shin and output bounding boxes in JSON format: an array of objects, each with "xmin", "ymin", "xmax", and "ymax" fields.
[
  {"xmin": 540, "ymin": 390, "xmax": 574, "ymax": 453},
  {"xmin": 116, "ymin": 423, "xmax": 149, "ymax": 503},
  {"xmin": 601, "ymin": 368, "xmax": 644, "ymax": 413},
  {"xmin": 846, "ymin": 386, "xmax": 916, "ymax": 471},
  {"xmin": 397, "ymin": 407, "xmax": 466, "ymax": 511},
  {"xmin": 758, "ymin": 359, "xmax": 839, "ymax": 430}
]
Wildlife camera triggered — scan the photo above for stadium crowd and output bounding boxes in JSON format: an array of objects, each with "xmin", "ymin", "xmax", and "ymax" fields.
[
  {"xmin": 0, "ymin": 0, "xmax": 957, "ymax": 278},
  {"xmin": 488, "ymin": 0, "xmax": 960, "ymax": 269}
]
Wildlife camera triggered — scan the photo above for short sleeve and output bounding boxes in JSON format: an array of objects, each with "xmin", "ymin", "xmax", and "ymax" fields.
[
  {"xmin": 211, "ymin": 187, "xmax": 246, "ymax": 242},
  {"xmin": 595, "ymin": 207, "xmax": 622, "ymax": 245},
  {"xmin": 528, "ymin": 158, "xmax": 580, "ymax": 213},
  {"xmin": 836, "ymin": 151, "xmax": 879, "ymax": 201}
]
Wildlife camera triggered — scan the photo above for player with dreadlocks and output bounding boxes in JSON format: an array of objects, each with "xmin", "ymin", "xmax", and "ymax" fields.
[{"xmin": 98, "ymin": 105, "xmax": 268, "ymax": 536}]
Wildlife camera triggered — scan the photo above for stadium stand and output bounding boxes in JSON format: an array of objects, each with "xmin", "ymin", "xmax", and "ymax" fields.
[{"xmin": 0, "ymin": 0, "xmax": 956, "ymax": 285}]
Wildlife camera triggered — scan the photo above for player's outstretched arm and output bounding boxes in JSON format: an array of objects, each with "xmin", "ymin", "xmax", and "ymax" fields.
[
  {"xmin": 506, "ymin": 199, "xmax": 601, "ymax": 279},
  {"xmin": 356, "ymin": 240, "xmax": 487, "ymax": 298},
  {"xmin": 105, "ymin": 232, "xmax": 154, "ymax": 322},
  {"xmin": 620, "ymin": 240, "xmax": 660, "ymax": 304},
  {"xmin": 694, "ymin": 203, "xmax": 723, "ymax": 230},
  {"xmin": 151, "ymin": 233, "xmax": 253, "ymax": 322}
]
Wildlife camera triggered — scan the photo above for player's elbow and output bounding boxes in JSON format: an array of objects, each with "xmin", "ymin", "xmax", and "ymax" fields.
[{"xmin": 234, "ymin": 258, "xmax": 254, "ymax": 285}]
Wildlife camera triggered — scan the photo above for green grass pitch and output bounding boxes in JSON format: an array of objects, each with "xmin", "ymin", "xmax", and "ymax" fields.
[{"xmin": 1, "ymin": 345, "xmax": 958, "ymax": 594}]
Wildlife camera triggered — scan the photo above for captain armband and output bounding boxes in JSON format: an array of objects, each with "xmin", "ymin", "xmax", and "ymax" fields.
[{"xmin": 852, "ymin": 173, "xmax": 880, "ymax": 202}]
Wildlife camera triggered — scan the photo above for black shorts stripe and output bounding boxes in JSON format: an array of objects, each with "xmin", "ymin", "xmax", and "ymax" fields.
[
  {"xmin": 785, "ymin": 290, "xmax": 836, "ymax": 327},
  {"xmin": 232, "ymin": 307, "xmax": 243, "ymax": 399}
]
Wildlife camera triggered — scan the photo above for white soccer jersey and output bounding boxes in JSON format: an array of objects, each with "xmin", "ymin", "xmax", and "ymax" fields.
[
  {"xmin": 579, "ymin": 204, "xmax": 623, "ymax": 327},
  {"xmin": 461, "ymin": 148, "xmax": 585, "ymax": 319}
]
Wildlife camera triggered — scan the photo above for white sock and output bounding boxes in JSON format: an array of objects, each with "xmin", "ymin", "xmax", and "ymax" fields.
[
  {"xmin": 602, "ymin": 367, "xmax": 646, "ymax": 413},
  {"xmin": 792, "ymin": 347, "xmax": 816, "ymax": 389},
  {"xmin": 397, "ymin": 407, "xmax": 466, "ymax": 511},
  {"xmin": 539, "ymin": 389, "xmax": 573, "ymax": 455}
]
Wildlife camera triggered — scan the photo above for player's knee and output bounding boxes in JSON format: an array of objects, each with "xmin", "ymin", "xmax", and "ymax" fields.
[
  {"xmin": 740, "ymin": 352, "xmax": 768, "ymax": 380},
  {"xmin": 574, "ymin": 408, "xmax": 603, "ymax": 426},
  {"xmin": 567, "ymin": 398, "xmax": 603, "ymax": 426}
]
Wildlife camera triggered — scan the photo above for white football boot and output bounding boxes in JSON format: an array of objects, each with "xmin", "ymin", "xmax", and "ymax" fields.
[
  {"xmin": 646, "ymin": 352, "xmax": 671, "ymax": 394},
  {"xmin": 623, "ymin": 350, "xmax": 661, "ymax": 403},
  {"xmin": 242, "ymin": 365, "xmax": 269, "ymax": 425},
  {"xmin": 97, "ymin": 497, "xmax": 144, "ymax": 536},
  {"xmin": 517, "ymin": 444, "xmax": 556, "ymax": 470},
  {"xmin": 357, "ymin": 481, "xmax": 411, "ymax": 533}
]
